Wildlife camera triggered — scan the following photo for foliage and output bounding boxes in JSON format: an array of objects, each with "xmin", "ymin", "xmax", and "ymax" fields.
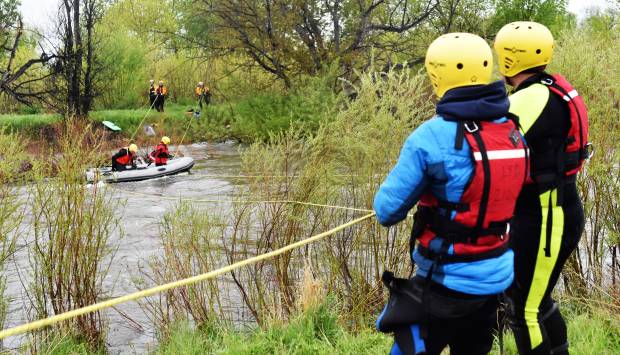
[
  {"xmin": 0, "ymin": 131, "xmax": 29, "ymax": 339},
  {"xmin": 548, "ymin": 26, "xmax": 620, "ymax": 292},
  {"xmin": 152, "ymin": 297, "xmax": 620, "ymax": 355},
  {"xmin": 27, "ymin": 121, "xmax": 121, "ymax": 350},
  {"xmin": 155, "ymin": 300, "xmax": 392, "ymax": 355},
  {"xmin": 487, "ymin": 0, "xmax": 575, "ymax": 35}
]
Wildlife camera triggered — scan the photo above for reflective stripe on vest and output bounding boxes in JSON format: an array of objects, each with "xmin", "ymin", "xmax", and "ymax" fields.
[{"xmin": 473, "ymin": 149, "xmax": 527, "ymax": 161}]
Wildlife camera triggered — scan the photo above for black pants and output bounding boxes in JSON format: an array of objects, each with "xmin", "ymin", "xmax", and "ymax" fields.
[
  {"xmin": 149, "ymin": 94, "xmax": 156, "ymax": 108},
  {"xmin": 387, "ymin": 277, "xmax": 499, "ymax": 355},
  {"xmin": 506, "ymin": 184, "xmax": 584, "ymax": 355},
  {"xmin": 111, "ymin": 160, "xmax": 127, "ymax": 172},
  {"xmin": 155, "ymin": 95, "xmax": 165, "ymax": 112},
  {"xmin": 197, "ymin": 94, "xmax": 210, "ymax": 110}
]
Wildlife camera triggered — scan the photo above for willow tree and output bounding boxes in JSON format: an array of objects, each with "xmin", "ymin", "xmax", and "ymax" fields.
[
  {"xmin": 0, "ymin": 0, "xmax": 56, "ymax": 106},
  {"xmin": 190, "ymin": 0, "xmax": 439, "ymax": 87}
]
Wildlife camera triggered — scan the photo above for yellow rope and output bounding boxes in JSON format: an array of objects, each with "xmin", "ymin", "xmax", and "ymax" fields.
[
  {"xmin": 129, "ymin": 98, "xmax": 157, "ymax": 142},
  {"xmin": 174, "ymin": 109, "xmax": 197, "ymax": 156},
  {"xmin": 186, "ymin": 173, "xmax": 359, "ymax": 179},
  {"xmin": 0, "ymin": 212, "xmax": 375, "ymax": 340},
  {"xmin": 113, "ymin": 188, "xmax": 374, "ymax": 213}
]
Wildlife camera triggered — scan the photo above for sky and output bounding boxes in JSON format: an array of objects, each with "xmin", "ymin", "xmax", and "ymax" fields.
[{"xmin": 18, "ymin": 0, "xmax": 614, "ymax": 31}]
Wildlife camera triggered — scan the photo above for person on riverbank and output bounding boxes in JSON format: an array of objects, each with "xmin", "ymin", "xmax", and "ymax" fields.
[
  {"xmin": 373, "ymin": 33, "xmax": 529, "ymax": 355},
  {"xmin": 494, "ymin": 22, "xmax": 589, "ymax": 355},
  {"xmin": 155, "ymin": 80, "xmax": 168, "ymax": 112},
  {"xmin": 148, "ymin": 79, "xmax": 156, "ymax": 108},
  {"xmin": 149, "ymin": 136, "xmax": 171, "ymax": 166},
  {"xmin": 195, "ymin": 81, "xmax": 211, "ymax": 110},
  {"xmin": 112, "ymin": 144, "xmax": 138, "ymax": 171}
]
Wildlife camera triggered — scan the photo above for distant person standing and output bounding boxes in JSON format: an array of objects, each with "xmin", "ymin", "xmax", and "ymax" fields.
[
  {"xmin": 195, "ymin": 81, "xmax": 211, "ymax": 110},
  {"xmin": 155, "ymin": 80, "xmax": 168, "ymax": 112},
  {"xmin": 148, "ymin": 79, "xmax": 156, "ymax": 108}
]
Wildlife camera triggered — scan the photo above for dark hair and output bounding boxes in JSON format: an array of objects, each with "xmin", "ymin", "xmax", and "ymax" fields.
[{"xmin": 522, "ymin": 65, "xmax": 547, "ymax": 74}]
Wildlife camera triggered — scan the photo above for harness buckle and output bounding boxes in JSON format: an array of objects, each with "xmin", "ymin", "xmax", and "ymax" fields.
[
  {"xmin": 464, "ymin": 122, "xmax": 479, "ymax": 133},
  {"xmin": 541, "ymin": 78, "xmax": 553, "ymax": 86}
]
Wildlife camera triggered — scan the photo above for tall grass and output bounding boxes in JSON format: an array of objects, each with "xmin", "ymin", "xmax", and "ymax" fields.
[
  {"xmin": 0, "ymin": 131, "xmax": 31, "ymax": 347},
  {"xmin": 26, "ymin": 121, "xmax": 121, "ymax": 350},
  {"xmin": 142, "ymin": 202, "xmax": 225, "ymax": 336},
  {"xmin": 154, "ymin": 296, "xmax": 619, "ymax": 355},
  {"xmin": 550, "ymin": 27, "xmax": 620, "ymax": 294},
  {"xmin": 144, "ymin": 67, "xmax": 433, "ymax": 332}
]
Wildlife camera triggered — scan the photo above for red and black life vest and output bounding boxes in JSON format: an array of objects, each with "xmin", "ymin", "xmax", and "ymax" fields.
[
  {"xmin": 115, "ymin": 149, "xmax": 134, "ymax": 165},
  {"xmin": 149, "ymin": 143, "xmax": 169, "ymax": 165},
  {"xmin": 540, "ymin": 74, "xmax": 590, "ymax": 177},
  {"xmin": 412, "ymin": 118, "xmax": 529, "ymax": 263}
]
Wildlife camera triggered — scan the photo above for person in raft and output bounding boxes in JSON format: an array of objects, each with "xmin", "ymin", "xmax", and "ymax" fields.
[
  {"xmin": 495, "ymin": 21, "xmax": 590, "ymax": 355},
  {"xmin": 373, "ymin": 32, "xmax": 529, "ymax": 355},
  {"xmin": 154, "ymin": 80, "xmax": 168, "ymax": 112},
  {"xmin": 112, "ymin": 144, "xmax": 138, "ymax": 172},
  {"xmin": 149, "ymin": 136, "xmax": 171, "ymax": 166}
]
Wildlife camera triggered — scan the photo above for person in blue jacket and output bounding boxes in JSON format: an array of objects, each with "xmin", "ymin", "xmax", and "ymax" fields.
[{"xmin": 374, "ymin": 33, "xmax": 529, "ymax": 355}]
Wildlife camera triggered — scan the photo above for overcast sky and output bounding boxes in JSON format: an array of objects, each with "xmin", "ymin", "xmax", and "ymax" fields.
[{"xmin": 18, "ymin": 0, "xmax": 614, "ymax": 31}]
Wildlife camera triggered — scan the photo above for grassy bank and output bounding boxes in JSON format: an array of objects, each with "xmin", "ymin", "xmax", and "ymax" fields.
[
  {"xmin": 157, "ymin": 299, "xmax": 620, "ymax": 355},
  {"xmin": 37, "ymin": 297, "xmax": 619, "ymax": 355},
  {"xmin": 0, "ymin": 79, "xmax": 335, "ymax": 145}
]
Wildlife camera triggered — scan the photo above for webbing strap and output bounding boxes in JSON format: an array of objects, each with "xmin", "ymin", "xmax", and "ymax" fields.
[{"xmin": 469, "ymin": 124, "xmax": 492, "ymax": 242}]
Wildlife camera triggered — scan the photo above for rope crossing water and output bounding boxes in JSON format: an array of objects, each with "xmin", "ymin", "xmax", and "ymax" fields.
[
  {"xmin": 129, "ymin": 98, "xmax": 157, "ymax": 143},
  {"xmin": 113, "ymin": 188, "xmax": 375, "ymax": 213},
  {"xmin": 0, "ymin": 210, "xmax": 376, "ymax": 340}
]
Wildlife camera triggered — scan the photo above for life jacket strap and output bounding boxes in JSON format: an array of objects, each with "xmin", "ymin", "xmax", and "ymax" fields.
[
  {"xmin": 417, "ymin": 243, "xmax": 509, "ymax": 264},
  {"xmin": 414, "ymin": 206, "xmax": 509, "ymax": 244},
  {"xmin": 436, "ymin": 199, "xmax": 470, "ymax": 212}
]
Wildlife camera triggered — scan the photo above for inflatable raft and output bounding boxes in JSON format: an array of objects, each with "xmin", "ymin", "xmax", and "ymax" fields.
[{"xmin": 86, "ymin": 156, "xmax": 195, "ymax": 183}]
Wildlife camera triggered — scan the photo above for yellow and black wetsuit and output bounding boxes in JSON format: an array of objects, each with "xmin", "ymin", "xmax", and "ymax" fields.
[{"xmin": 506, "ymin": 72, "xmax": 585, "ymax": 355}]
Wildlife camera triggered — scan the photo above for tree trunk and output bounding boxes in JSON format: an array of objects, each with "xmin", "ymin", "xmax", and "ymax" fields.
[
  {"xmin": 63, "ymin": 0, "xmax": 76, "ymax": 116},
  {"xmin": 72, "ymin": 0, "xmax": 83, "ymax": 117},
  {"xmin": 82, "ymin": 0, "xmax": 95, "ymax": 115}
]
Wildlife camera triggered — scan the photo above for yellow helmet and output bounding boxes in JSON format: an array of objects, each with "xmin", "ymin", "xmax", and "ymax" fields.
[
  {"xmin": 494, "ymin": 21, "xmax": 554, "ymax": 77},
  {"xmin": 162, "ymin": 136, "xmax": 170, "ymax": 145},
  {"xmin": 128, "ymin": 144, "xmax": 138, "ymax": 153},
  {"xmin": 425, "ymin": 33, "xmax": 493, "ymax": 98}
]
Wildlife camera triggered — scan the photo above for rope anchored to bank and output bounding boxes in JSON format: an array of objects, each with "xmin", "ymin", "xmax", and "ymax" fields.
[{"xmin": 0, "ymin": 212, "xmax": 376, "ymax": 340}]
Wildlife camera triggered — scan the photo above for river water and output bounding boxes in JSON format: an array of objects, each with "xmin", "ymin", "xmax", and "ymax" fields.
[{"xmin": 3, "ymin": 142, "xmax": 245, "ymax": 354}]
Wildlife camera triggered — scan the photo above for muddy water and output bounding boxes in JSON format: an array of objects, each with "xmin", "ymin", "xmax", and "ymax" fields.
[{"xmin": 3, "ymin": 142, "xmax": 245, "ymax": 354}]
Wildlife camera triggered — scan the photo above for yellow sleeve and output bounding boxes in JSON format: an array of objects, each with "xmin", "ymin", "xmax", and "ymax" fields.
[{"xmin": 509, "ymin": 83, "xmax": 550, "ymax": 134}]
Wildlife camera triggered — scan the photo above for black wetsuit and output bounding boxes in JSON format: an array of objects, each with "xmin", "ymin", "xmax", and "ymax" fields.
[{"xmin": 506, "ymin": 72, "xmax": 585, "ymax": 355}]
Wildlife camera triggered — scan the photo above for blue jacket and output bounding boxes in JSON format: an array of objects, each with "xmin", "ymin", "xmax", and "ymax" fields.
[{"xmin": 373, "ymin": 81, "xmax": 515, "ymax": 295}]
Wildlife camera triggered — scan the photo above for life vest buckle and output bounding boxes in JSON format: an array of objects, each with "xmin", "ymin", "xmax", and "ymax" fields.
[{"xmin": 464, "ymin": 121, "xmax": 479, "ymax": 133}]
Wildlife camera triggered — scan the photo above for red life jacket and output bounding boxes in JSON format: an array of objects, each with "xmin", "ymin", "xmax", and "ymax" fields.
[
  {"xmin": 540, "ymin": 74, "xmax": 590, "ymax": 177},
  {"xmin": 115, "ymin": 149, "xmax": 134, "ymax": 165},
  {"xmin": 413, "ymin": 118, "xmax": 529, "ymax": 263},
  {"xmin": 149, "ymin": 143, "xmax": 169, "ymax": 165}
]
